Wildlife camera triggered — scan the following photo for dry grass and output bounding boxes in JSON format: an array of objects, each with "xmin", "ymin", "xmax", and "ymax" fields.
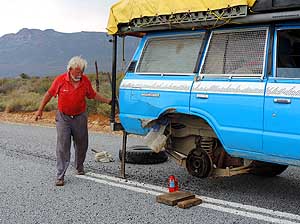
[{"xmin": 0, "ymin": 72, "xmax": 121, "ymax": 115}]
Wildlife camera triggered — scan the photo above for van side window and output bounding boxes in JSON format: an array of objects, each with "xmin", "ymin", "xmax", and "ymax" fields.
[
  {"xmin": 277, "ymin": 30, "xmax": 300, "ymax": 78},
  {"xmin": 201, "ymin": 29, "xmax": 267, "ymax": 76},
  {"xmin": 136, "ymin": 34, "xmax": 205, "ymax": 74}
]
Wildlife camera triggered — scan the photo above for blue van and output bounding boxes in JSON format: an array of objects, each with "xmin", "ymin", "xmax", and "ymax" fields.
[{"xmin": 108, "ymin": 0, "xmax": 300, "ymax": 178}]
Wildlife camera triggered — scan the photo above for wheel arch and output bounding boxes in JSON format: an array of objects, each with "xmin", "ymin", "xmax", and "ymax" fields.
[{"xmin": 149, "ymin": 107, "xmax": 226, "ymax": 148}]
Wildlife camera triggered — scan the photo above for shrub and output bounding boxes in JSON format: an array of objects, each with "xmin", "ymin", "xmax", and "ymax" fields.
[
  {"xmin": 3, "ymin": 92, "xmax": 55, "ymax": 113},
  {"xmin": 96, "ymin": 103, "xmax": 111, "ymax": 116},
  {"xmin": 19, "ymin": 73, "xmax": 31, "ymax": 79},
  {"xmin": 86, "ymin": 100, "xmax": 111, "ymax": 116},
  {"xmin": 0, "ymin": 101, "xmax": 5, "ymax": 112},
  {"xmin": 0, "ymin": 79, "xmax": 22, "ymax": 94},
  {"xmin": 44, "ymin": 98, "xmax": 57, "ymax": 111},
  {"xmin": 29, "ymin": 77, "xmax": 54, "ymax": 94},
  {"xmin": 4, "ymin": 92, "xmax": 40, "ymax": 112}
]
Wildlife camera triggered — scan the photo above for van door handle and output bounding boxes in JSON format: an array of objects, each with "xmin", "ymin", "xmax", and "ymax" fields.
[
  {"xmin": 196, "ymin": 94, "xmax": 208, "ymax": 99},
  {"xmin": 141, "ymin": 93, "xmax": 160, "ymax": 97},
  {"xmin": 273, "ymin": 98, "xmax": 291, "ymax": 104}
]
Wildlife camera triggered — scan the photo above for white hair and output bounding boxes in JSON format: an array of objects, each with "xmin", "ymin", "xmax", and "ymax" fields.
[{"xmin": 67, "ymin": 56, "xmax": 88, "ymax": 71}]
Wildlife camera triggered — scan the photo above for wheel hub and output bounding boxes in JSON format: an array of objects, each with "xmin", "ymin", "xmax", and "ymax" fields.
[{"xmin": 186, "ymin": 148, "xmax": 212, "ymax": 178}]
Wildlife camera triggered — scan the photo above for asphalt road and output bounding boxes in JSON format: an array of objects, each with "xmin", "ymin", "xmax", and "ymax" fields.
[{"xmin": 0, "ymin": 122, "xmax": 300, "ymax": 224}]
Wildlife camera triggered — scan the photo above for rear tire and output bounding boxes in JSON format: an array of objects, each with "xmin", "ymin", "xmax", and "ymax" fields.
[
  {"xmin": 249, "ymin": 161, "xmax": 288, "ymax": 177},
  {"xmin": 118, "ymin": 145, "xmax": 168, "ymax": 164}
]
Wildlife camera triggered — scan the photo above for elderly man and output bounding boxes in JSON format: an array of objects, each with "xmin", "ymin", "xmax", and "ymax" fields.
[{"xmin": 35, "ymin": 56, "xmax": 111, "ymax": 186}]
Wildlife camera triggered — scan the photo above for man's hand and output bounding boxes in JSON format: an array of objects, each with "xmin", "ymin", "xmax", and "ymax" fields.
[
  {"xmin": 35, "ymin": 92, "xmax": 52, "ymax": 121},
  {"xmin": 35, "ymin": 110, "xmax": 43, "ymax": 121},
  {"xmin": 94, "ymin": 93, "xmax": 112, "ymax": 105}
]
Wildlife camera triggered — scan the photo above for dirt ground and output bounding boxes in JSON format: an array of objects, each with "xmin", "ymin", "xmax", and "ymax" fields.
[{"xmin": 0, "ymin": 111, "xmax": 114, "ymax": 133}]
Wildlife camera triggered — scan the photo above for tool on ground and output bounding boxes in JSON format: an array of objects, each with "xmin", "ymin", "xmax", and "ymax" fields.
[
  {"xmin": 156, "ymin": 191, "xmax": 202, "ymax": 209},
  {"xmin": 168, "ymin": 175, "xmax": 179, "ymax": 192},
  {"xmin": 91, "ymin": 149, "xmax": 114, "ymax": 162}
]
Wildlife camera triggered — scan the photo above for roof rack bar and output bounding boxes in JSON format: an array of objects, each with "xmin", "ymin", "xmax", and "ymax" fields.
[{"xmin": 118, "ymin": 9, "xmax": 300, "ymax": 35}]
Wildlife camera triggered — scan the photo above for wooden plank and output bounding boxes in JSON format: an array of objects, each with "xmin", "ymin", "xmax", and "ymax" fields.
[
  {"xmin": 156, "ymin": 191, "xmax": 195, "ymax": 206},
  {"xmin": 177, "ymin": 197, "xmax": 202, "ymax": 209}
]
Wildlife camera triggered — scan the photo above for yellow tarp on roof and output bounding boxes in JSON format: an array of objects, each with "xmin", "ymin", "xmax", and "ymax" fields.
[{"xmin": 107, "ymin": 0, "xmax": 257, "ymax": 34}]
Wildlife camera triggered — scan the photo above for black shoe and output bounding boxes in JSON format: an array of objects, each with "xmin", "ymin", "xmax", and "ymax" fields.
[
  {"xmin": 55, "ymin": 179, "xmax": 64, "ymax": 186},
  {"xmin": 76, "ymin": 170, "xmax": 85, "ymax": 175}
]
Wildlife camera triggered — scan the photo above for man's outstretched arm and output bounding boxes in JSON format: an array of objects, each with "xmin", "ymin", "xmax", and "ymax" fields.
[
  {"xmin": 94, "ymin": 93, "xmax": 111, "ymax": 105},
  {"xmin": 35, "ymin": 92, "xmax": 53, "ymax": 121}
]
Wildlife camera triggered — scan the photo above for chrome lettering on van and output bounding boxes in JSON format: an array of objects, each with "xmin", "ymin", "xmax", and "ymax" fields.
[
  {"xmin": 120, "ymin": 79, "xmax": 192, "ymax": 92},
  {"xmin": 266, "ymin": 83, "xmax": 300, "ymax": 97},
  {"xmin": 192, "ymin": 81, "xmax": 265, "ymax": 95}
]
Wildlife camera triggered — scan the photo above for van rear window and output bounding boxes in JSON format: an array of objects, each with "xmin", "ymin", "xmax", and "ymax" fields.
[
  {"xmin": 136, "ymin": 34, "xmax": 205, "ymax": 74},
  {"xmin": 201, "ymin": 29, "xmax": 267, "ymax": 77}
]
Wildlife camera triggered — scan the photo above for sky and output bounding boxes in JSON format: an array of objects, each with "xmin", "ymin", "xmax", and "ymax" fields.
[{"xmin": 0, "ymin": 0, "xmax": 118, "ymax": 37}]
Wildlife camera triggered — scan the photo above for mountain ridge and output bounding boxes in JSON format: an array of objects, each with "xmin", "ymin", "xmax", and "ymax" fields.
[{"xmin": 0, "ymin": 28, "xmax": 139, "ymax": 77}]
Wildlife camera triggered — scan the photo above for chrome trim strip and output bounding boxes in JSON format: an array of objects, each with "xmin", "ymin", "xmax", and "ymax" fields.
[
  {"xmin": 120, "ymin": 79, "xmax": 192, "ymax": 92},
  {"xmin": 192, "ymin": 81, "xmax": 265, "ymax": 96},
  {"xmin": 121, "ymin": 79, "xmax": 300, "ymax": 98},
  {"xmin": 266, "ymin": 83, "xmax": 300, "ymax": 97}
]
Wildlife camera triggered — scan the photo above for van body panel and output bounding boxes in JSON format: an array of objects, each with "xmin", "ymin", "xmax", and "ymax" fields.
[
  {"xmin": 119, "ymin": 31, "xmax": 206, "ymax": 134},
  {"xmin": 191, "ymin": 27, "xmax": 269, "ymax": 153},
  {"xmin": 119, "ymin": 76, "xmax": 193, "ymax": 134},
  {"xmin": 226, "ymin": 148, "xmax": 300, "ymax": 166},
  {"xmin": 119, "ymin": 22, "xmax": 300, "ymax": 166},
  {"xmin": 191, "ymin": 80, "xmax": 266, "ymax": 152},
  {"xmin": 263, "ymin": 26, "xmax": 300, "ymax": 159}
]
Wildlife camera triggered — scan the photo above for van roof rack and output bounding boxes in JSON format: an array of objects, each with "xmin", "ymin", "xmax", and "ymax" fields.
[
  {"xmin": 118, "ymin": 5, "xmax": 248, "ymax": 34},
  {"xmin": 107, "ymin": 0, "xmax": 300, "ymax": 36}
]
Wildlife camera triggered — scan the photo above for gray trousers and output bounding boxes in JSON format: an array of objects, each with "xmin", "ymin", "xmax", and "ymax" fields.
[{"xmin": 55, "ymin": 111, "xmax": 88, "ymax": 180}]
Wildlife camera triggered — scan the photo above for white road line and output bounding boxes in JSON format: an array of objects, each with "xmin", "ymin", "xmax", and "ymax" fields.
[
  {"xmin": 77, "ymin": 175, "xmax": 161, "ymax": 196},
  {"xmin": 200, "ymin": 204, "xmax": 299, "ymax": 224},
  {"xmin": 86, "ymin": 172, "xmax": 300, "ymax": 222},
  {"xmin": 200, "ymin": 196, "xmax": 300, "ymax": 222},
  {"xmin": 77, "ymin": 173, "xmax": 300, "ymax": 224},
  {"xmin": 87, "ymin": 172, "xmax": 167, "ymax": 192}
]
